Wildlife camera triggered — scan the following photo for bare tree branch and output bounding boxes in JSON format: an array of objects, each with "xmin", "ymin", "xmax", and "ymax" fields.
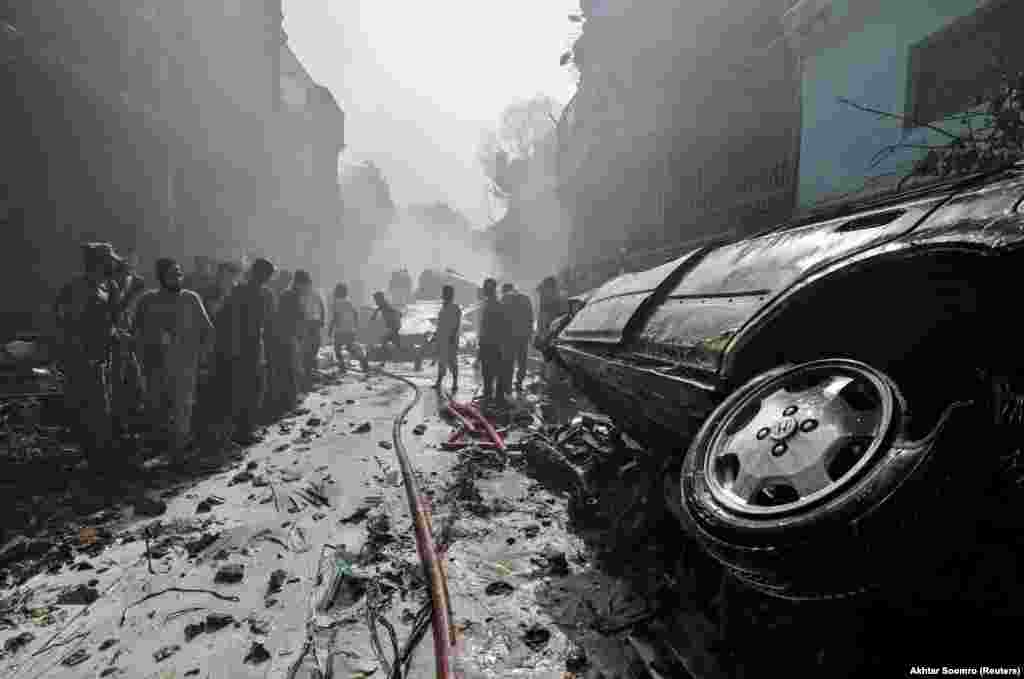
[{"xmin": 838, "ymin": 97, "xmax": 962, "ymax": 141}]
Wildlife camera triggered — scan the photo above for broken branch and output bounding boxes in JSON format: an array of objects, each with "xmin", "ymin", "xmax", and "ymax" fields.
[{"xmin": 837, "ymin": 97, "xmax": 961, "ymax": 140}]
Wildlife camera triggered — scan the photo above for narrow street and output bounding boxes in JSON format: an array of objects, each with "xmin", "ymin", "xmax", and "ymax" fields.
[
  {"xmin": 0, "ymin": 357, "xmax": 665, "ymax": 679},
  {"xmin": 6, "ymin": 2, "xmax": 1024, "ymax": 676}
]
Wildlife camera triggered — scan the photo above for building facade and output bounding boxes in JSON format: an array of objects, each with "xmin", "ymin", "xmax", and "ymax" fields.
[
  {"xmin": 786, "ymin": 0, "xmax": 1012, "ymax": 209},
  {"xmin": 0, "ymin": 1, "xmax": 344, "ymax": 334},
  {"xmin": 557, "ymin": 0, "xmax": 1016, "ymax": 293},
  {"xmin": 557, "ymin": 1, "xmax": 800, "ymax": 292}
]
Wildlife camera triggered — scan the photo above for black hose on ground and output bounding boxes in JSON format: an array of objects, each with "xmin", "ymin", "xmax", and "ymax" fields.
[{"xmin": 351, "ymin": 363, "xmax": 455, "ymax": 679}]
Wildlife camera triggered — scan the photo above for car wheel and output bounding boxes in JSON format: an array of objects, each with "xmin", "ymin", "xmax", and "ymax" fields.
[{"xmin": 680, "ymin": 358, "xmax": 985, "ymax": 600}]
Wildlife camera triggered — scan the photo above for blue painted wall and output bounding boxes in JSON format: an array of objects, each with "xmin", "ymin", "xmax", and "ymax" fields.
[{"xmin": 798, "ymin": 0, "xmax": 986, "ymax": 207}]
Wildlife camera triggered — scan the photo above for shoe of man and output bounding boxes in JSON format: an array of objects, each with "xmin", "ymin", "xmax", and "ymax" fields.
[{"xmin": 451, "ymin": 381, "xmax": 458, "ymax": 393}]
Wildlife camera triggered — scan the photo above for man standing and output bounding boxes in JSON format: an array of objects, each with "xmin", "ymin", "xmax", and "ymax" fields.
[
  {"xmin": 269, "ymin": 269, "xmax": 293, "ymax": 301},
  {"xmin": 434, "ymin": 284, "xmax": 462, "ymax": 393},
  {"xmin": 292, "ymin": 270, "xmax": 325, "ymax": 392},
  {"xmin": 55, "ymin": 243, "xmax": 122, "ymax": 470},
  {"xmin": 477, "ymin": 278, "xmax": 506, "ymax": 406},
  {"xmin": 201, "ymin": 261, "xmax": 242, "ymax": 322},
  {"xmin": 268, "ymin": 270, "xmax": 304, "ymax": 417},
  {"xmin": 110, "ymin": 249, "xmax": 147, "ymax": 436},
  {"xmin": 371, "ymin": 291, "xmax": 402, "ymax": 368},
  {"xmin": 536, "ymin": 276, "xmax": 566, "ymax": 337},
  {"xmin": 133, "ymin": 258, "xmax": 214, "ymax": 460},
  {"xmin": 500, "ymin": 282, "xmax": 534, "ymax": 392},
  {"xmin": 329, "ymin": 283, "xmax": 368, "ymax": 374},
  {"xmin": 215, "ymin": 258, "xmax": 275, "ymax": 445}
]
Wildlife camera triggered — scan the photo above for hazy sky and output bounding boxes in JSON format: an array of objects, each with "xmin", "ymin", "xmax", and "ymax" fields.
[{"xmin": 283, "ymin": 0, "xmax": 580, "ymax": 226}]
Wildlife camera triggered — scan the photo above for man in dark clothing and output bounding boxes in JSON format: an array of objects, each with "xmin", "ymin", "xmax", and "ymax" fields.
[
  {"xmin": 110, "ymin": 250, "xmax": 146, "ymax": 435},
  {"xmin": 477, "ymin": 278, "xmax": 506, "ymax": 405},
  {"xmin": 371, "ymin": 291, "xmax": 402, "ymax": 367},
  {"xmin": 215, "ymin": 258, "xmax": 275, "ymax": 446},
  {"xmin": 201, "ymin": 261, "xmax": 243, "ymax": 322},
  {"xmin": 500, "ymin": 282, "xmax": 534, "ymax": 392},
  {"xmin": 55, "ymin": 243, "xmax": 122, "ymax": 469},
  {"xmin": 269, "ymin": 269, "xmax": 293, "ymax": 302},
  {"xmin": 268, "ymin": 271, "xmax": 309, "ymax": 414}
]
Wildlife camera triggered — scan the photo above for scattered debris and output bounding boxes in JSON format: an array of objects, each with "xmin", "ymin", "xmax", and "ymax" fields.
[
  {"xmin": 412, "ymin": 423, "xmax": 427, "ymax": 435},
  {"xmin": 99, "ymin": 638, "xmax": 117, "ymax": 651},
  {"xmin": 378, "ymin": 440, "xmax": 393, "ymax": 450},
  {"xmin": 186, "ymin": 532, "xmax": 220, "ymax": 558},
  {"xmin": 249, "ymin": 617, "xmax": 270, "ymax": 635},
  {"xmin": 61, "ymin": 648, "xmax": 90, "ymax": 666},
  {"xmin": 56, "ymin": 584, "xmax": 99, "ymax": 606},
  {"xmin": 340, "ymin": 506, "xmax": 371, "ymax": 524},
  {"xmin": 186, "ymin": 612, "xmax": 236, "ymax": 641},
  {"xmin": 274, "ymin": 443, "xmax": 291, "ymax": 453},
  {"xmin": 153, "ymin": 644, "xmax": 181, "ymax": 662},
  {"xmin": 566, "ymin": 644, "xmax": 590, "ymax": 673},
  {"xmin": 229, "ymin": 470, "xmax": 254, "ymax": 486},
  {"xmin": 485, "ymin": 581, "xmax": 515, "ymax": 596},
  {"xmin": 252, "ymin": 475, "xmax": 269, "ymax": 487},
  {"xmin": 244, "ymin": 641, "xmax": 271, "ymax": 664},
  {"xmin": 522, "ymin": 625, "xmax": 551, "ymax": 652},
  {"xmin": 3, "ymin": 631, "xmax": 34, "ymax": 654},
  {"xmin": 267, "ymin": 569, "xmax": 288, "ymax": 597},
  {"xmin": 214, "ymin": 563, "xmax": 245, "ymax": 584},
  {"xmin": 353, "ymin": 422, "xmax": 372, "ymax": 434},
  {"xmin": 307, "ymin": 417, "xmax": 323, "ymax": 427},
  {"xmin": 195, "ymin": 496, "xmax": 225, "ymax": 514},
  {"xmin": 184, "ymin": 621, "xmax": 205, "ymax": 642}
]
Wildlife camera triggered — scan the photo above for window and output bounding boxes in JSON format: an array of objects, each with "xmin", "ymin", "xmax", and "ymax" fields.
[{"xmin": 905, "ymin": 0, "xmax": 1024, "ymax": 129}]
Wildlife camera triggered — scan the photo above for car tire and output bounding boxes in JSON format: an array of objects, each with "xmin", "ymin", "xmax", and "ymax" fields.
[{"xmin": 681, "ymin": 358, "xmax": 989, "ymax": 600}]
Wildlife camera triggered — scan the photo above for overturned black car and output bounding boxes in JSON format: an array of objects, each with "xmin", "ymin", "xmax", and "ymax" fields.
[{"xmin": 545, "ymin": 164, "xmax": 1024, "ymax": 600}]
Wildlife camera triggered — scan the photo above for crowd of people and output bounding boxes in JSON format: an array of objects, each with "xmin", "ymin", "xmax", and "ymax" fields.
[
  {"xmin": 53, "ymin": 243, "xmax": 370, "ymax": 471},
  {"xmin": 52, "ymin": 242, "xmax": 573, "ymax": 471}
]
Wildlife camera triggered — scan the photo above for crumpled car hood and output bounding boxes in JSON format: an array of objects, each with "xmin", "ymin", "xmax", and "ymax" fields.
[{"xmin": 558, "ymin": 192, "xmax": 954, "ymax": 375}]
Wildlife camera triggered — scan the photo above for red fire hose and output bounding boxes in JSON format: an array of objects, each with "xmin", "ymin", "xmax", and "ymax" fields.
[{"xmin": 378, "ymin": 369, "xmax": 455, "ymax": 678}]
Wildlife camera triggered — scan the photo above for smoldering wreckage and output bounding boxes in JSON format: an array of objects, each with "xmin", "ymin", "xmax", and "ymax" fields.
[{"xmin": 5, "ymin": 168, "xmax": 1024, "ymax": 677}]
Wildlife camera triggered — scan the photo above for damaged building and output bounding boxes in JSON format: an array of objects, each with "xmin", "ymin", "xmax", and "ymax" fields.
[
  {"xmin": 556, "ymin": 0, "xmax": 1011, "ymax": 293},
  {"xmin": 0, "ymin": 1, "xmax": 344, "ymax": 336}
]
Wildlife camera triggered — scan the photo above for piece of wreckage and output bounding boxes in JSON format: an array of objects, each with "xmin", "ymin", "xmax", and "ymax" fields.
[{"xmin": 540, "ymin": 162, "xmax": 1024, "ymax": 601}]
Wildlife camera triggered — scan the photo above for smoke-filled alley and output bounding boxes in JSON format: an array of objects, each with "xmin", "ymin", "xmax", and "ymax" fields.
[{"xmin": 4, "ymin": 2, "xmax": 1024, "ymax": 678}]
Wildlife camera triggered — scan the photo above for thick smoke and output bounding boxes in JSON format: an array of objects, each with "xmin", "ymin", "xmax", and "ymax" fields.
[{"xmin": 355, "ymin": 206, "xmax": 499, "ymax": 297}]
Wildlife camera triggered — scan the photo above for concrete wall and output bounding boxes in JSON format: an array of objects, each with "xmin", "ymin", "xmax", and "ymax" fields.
[{"xmin": 795, "ymin": 0, "xmax": 987, "ymax": 206}]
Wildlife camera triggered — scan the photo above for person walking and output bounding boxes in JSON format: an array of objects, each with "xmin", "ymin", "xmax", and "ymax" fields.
[
  {"xmin": 433, "ymin": 284, "xmax": 462, "ymax": 392},
  {"xmin": 54, "ymin": 243, "xmax": 122, "ymax": 470},
  {"xmin": 133, "ymin": 258, "xmax": 214, "ymax": 460},
  {"xmin": 500, "ymin": 282, "xmax": 534, "ymax": 392},
  {"xmin": 371, "ymin": 292, "xmax": 402, "ymax": 367},
  {"xmin": 477, "ymin": 278, "xmax": 506, "ymax": 406},
  {"xmin": 329, "ymin": 283, "xmax": 368, "ymax": 373},
  {"xmin": 214, "ymin": 258, "xmax": 275, "ymax": 445}
]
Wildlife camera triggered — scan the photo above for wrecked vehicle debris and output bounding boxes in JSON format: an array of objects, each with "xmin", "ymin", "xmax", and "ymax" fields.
[{"xmin": 545, "ymin": 164, "xmax": 1024, "ymax": 600}]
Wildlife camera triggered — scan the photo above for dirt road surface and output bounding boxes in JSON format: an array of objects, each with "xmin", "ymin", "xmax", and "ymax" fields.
[{"xmin": 0, "ymin": 357, "xmax": 656, "ymax": 679}]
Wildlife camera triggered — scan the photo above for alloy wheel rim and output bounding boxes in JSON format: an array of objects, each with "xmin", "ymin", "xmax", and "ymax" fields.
[{"xmin": 704, "ymin": 363, "xmax": 894, "ymax": 517}]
